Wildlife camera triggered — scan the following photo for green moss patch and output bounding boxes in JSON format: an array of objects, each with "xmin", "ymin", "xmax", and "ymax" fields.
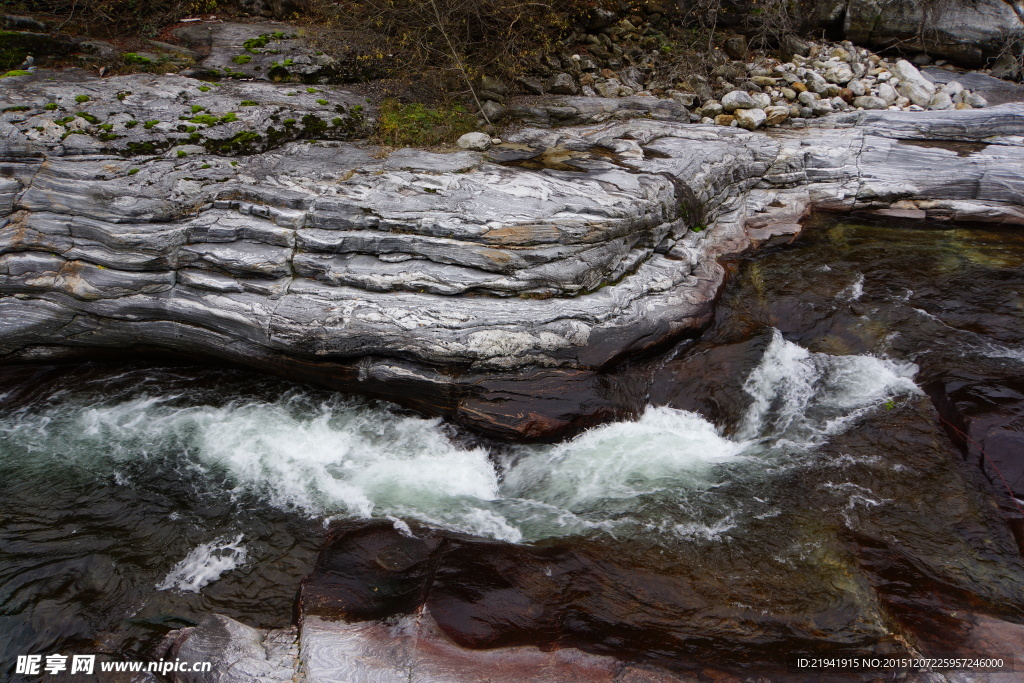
[{"xmin": 375, "ymin": 100, "xmax": 473, "ymax": 146}]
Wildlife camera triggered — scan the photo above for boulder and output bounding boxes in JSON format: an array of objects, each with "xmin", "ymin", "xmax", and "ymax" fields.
[
  {"xmin": 812, "ymin": 99, "xmax": 835, "ymax": 115},
  {"xmin": 805, "ymin": 70, "xmax": 828, "ymax": 94},
  {"xmin": 928, "ymin": 92, "xmax": 954, "ymax": 110},
  {"xmin": 594, "ymin": 80, "xmax": 621, "ymax": 98},
  {"xmin": 797, "ymin": 90, "xmax": 818, "ymax": 106},
  {"xmin": 721, "ymin": 90, "xmax": 756, "ymax": 112},
  {"xmin": 547, "ymin": 72, "xmax": 579, "ymax": 95},
  {"xmin": 854, "ymin": 95, "xmax": 888, "ymax": 110},
  {"xmin": 723, "ymin": 34, "xmax": 748, "ymax": 60},
  {"xmin": 750, "ymin": 92, "xmax": 772, "ymax": 109},
  {"xmin": 456, "ymin": 132, "xmax": 492, "ymax": 151},
  {"xmin": 941, "ymin": 81, "xmax": 965, "ymax": 97},
  {"xmin": 780, "ymin": 34, "xmax": 811, "ymax": 62},
  {"xmin": 891, "ymin": 59, "xmax": 936, "ymax": 96},
  {"xmin": 171, "ymin": 21, "xmax": 387, "ymax": 84},
  {"xmin": 2, "ymin": 14, "xmax": 48, "ymax": 31},
  {"xmin": 877, "ymin": 82, "xmax": 899, "ymax": 105},
  {"xmin": 701, "ymin": 100, "xmax": 724, "ymax": 117},
  {"xmin": 170, "ymin": 615, "xmax": 296, "ymax": 683},
  {"xmin": 670, "ymin": 92, "xmax": 696, "ymax": 107},
  {"xmin": 515, "ymin": 76, "xmax": 544, "ymax": 95},
  {"xmin": 824, "ymin": 62, "xmax": 854, "ymax": 85},
  {"xmin": 991, "ymin": 53, "xmax": 1022, "ymax": 80},
  {"xmin": 897, "ymin": 81, "xmax": 936, "ymax": 107},
  {"xmin": 734, "ymin": 107, "xmax": 767, "ymax": 130},
  {"xmin": 480, "ymin": 99, "xmax": 506, "ymax": 122},
  {"xmin": 843, "ymin": 0, "xmax": 1014, "ymax": 67},
  {"xmin": 967, "ymin": 92, "xmax": 989, "ymax": 108},
  {"xmin": 763, "ymin": 105, "xmax": 789, "ymax": 125},
  {"xmin": 477, "ymin": 75, "xmax": 508, "ymax": 102}
]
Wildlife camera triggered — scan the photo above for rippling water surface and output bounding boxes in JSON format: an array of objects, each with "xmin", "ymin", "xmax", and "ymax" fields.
[{"xmin": 2, "ymin": 217, "xmax": 1024, "ymax": 671}]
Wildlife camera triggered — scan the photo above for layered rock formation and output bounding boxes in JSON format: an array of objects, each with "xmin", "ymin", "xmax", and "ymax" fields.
[
  {"xmin": 3, "ymin": 70, "xmax": 1024, "ymax": 438},
  {"xmin": 840, "ymin": 0, "xmax": 1022, "ymax": 67}
]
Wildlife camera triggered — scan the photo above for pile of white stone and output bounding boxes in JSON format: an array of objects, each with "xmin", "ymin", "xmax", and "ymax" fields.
[{"xmin": 687, "ymin": 44, "xmax": 989, "ymax": 131}]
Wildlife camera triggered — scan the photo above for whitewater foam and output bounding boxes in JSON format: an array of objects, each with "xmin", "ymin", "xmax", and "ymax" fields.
[
  {"xmin": 983, "ymin": 342, "xmax": 1024, "ymax": 364},
  {"xmin": 839, "ymin": 273, "xmax": 865, "ymax": 300},
  {"xmin": 737, "ymin": 329, "xmax": 921, "ymax": 444},
  {"xmin": 76, "ymin": 395, "xmax": 503, "ymax": 525},
  {"xmin": 0, "ymin": 332, "xmax": 925, "ymax": 544},
  {"xmin": 156, "ymin": 534, "xmax": 248, "ymax": 593},
  {"xmin": 501, "ymin": 406, "xmax": 748, "ymax": 510}
]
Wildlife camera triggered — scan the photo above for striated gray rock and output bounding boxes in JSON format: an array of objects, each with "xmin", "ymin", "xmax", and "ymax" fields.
[
  {"xmin": 4, "ymin": 70, "xmax": 1024, "ymax": 438},
  {"xmin": 170, "ymin": 615, "xmax": 297, "ymax": 683},
  {"xmin": 0, "ymin": 71, "xmax": 370, "ymax": 157},
  {"xmin": 507, "ymin": 95, "xmax": 690, "ymax": 127},
  {"xmin": 842, "ymin": 0, "xmax": 1020, "ymax": 66}
]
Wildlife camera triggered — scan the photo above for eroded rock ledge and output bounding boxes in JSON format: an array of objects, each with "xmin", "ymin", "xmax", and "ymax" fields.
[{"xmin": 3, "ymin": 71, "xmax": 1024, "ymax": 439}]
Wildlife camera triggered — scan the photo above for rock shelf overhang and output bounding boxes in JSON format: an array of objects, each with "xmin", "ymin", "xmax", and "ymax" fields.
[{"xmin": 3, "ymin": 73, "xmax": 1024, "ymax": 439}]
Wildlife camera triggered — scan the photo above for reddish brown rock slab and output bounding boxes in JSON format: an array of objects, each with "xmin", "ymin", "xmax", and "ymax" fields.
[
  {"xmin": 298, "ymin": 520, "xmax": 909, "ymax": 676},
  {"xmin": 299, "ymin": 613, "xmax": 693, "ymax": 682}
]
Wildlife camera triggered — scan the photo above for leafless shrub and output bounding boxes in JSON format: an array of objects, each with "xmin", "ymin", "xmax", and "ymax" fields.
[
  {"xmin": 302, "ymin": 0, "xmax": 604, "ymax": 81},
  {"xmin": 6, "ymin": 0, "xmax": 213, "ymax": 37}
]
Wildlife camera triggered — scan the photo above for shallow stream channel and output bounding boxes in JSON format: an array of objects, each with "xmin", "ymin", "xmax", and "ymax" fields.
[{"xmin": 2, "ymin": 216, "xmax": 1023, "ymax": 677}]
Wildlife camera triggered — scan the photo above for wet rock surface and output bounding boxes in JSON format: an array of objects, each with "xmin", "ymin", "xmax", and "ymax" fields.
[
  {"xmin": 271, "ymin": 217, "xmax": 1024, "ymax": 679},
  {"xmin": 5, "ymin": 217, "xmax": 1024, "ymax": 681},
  {"xmin": 167, "ymin": 614, "xmax": 297, "ymax": 682}
]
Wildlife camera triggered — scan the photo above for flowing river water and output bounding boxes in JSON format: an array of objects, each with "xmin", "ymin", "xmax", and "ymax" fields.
[{"xmin": 2, "ymin": 216, "xmax": 1023, "ymax": 675}]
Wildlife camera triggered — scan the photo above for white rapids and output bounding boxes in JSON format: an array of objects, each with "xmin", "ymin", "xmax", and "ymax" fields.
[{"xmin": 0, "ymin": 329, "xmax": 922, "ymax": 556}]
